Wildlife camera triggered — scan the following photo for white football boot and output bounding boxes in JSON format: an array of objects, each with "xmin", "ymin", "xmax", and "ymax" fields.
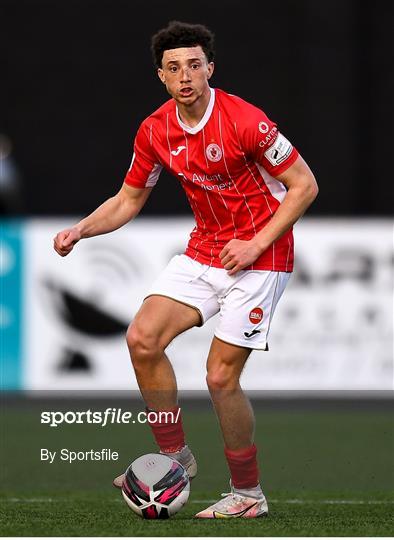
[
  {"xmin": 195, "ymin": 482, "xmax": 268, "ymax": 519},
  {"xmin": 113, "ymin": 444, "xmax": 197, "ymax": 488}
]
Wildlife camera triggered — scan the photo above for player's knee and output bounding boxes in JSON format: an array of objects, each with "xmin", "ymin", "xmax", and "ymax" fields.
[
  {"xmin": 126, "ymin": 323, "xmax": 164, "ymax": 364},
  {"xmin": 206, "ymin": 366, "xmax": 239, "ymax": 391}
]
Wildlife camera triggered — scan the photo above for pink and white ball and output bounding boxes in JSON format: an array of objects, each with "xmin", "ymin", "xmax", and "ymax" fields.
[{"xmin": 122, "ymin": 453, "xmax": 190, "ymax": 519}]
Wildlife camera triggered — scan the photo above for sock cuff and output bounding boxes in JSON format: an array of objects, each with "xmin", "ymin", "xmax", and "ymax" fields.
[
  {"xmin": 146, "ymin": 405, "xmax": 184, "ymax": 452},
  {"xmin": 225, "ymin": 444, "xmax": 259, "ymax": 489},
  {"xmin": 224, "ymin": 443, "xmax": 257, "ymax": 460}
]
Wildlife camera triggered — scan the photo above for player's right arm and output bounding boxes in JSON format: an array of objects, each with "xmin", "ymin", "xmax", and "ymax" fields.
[{"xmin": 53, "ymin": 183, "xmax": 152, "ymax": 257}]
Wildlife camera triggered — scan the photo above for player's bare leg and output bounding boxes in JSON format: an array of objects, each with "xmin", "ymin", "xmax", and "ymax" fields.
[
  {"xmin": 196, "ymin": 337, "xmax": 268, "ymax": 518},
  {"xmin": 127, "ymin": 295, "xmax": 200, "ymax": 410},
  {"xmin": 205, "ymin": 337, "xmax": 254, "ymax": 449},
  {"xmin": 113, "ymin": 295, "xmax": 200, "ymax": 488}
]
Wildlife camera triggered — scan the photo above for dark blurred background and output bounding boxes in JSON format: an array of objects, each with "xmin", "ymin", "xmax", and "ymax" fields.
[{"xmin": 1, "ymin": 0, "xmax": 393, "ymax": 217}]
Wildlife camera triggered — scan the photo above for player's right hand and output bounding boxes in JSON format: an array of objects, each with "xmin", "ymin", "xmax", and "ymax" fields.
[{"xmin": 53, "ymin": 227, "xmax": 81, "ymax": 257}]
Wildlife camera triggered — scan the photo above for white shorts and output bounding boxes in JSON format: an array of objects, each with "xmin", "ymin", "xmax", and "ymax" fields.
[{"xmin": 146, "ymin": 254, "xmax": 291, "ymax": 350}]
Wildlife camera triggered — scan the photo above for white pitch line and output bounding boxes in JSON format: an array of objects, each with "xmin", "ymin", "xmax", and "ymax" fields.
[
  {"xmin": 3, "ymin": 498, "xmax": 394, "ymax": 505},
  {"xmin": 191, "ymin": 499, "xmax": 394, "ymax": 505}
]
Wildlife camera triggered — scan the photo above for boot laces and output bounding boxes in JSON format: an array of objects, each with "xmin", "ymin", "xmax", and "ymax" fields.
[{"xmin": 216, "ymin": 487, "xmax": 247, "ymax": 511}]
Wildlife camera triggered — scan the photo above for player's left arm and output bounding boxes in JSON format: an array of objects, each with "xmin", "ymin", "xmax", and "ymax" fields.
[{"xmin": 220, "ymin": 154, "xmax": 318, "ymax": 274}]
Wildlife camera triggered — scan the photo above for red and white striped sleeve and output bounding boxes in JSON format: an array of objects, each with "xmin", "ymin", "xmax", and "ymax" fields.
[{"xmin": 124, "ymin": 122, "xmax": 162, "ymax": 188}]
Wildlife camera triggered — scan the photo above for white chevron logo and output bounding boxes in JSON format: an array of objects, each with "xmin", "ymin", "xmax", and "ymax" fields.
[{"xmin": 171, "ymin": 146, "xmax": 186, "ymax": 156}]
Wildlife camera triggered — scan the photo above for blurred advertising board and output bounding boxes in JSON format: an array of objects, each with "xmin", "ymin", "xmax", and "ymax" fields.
[{"xmin": 1, "ymin": 218, "xmax": 392, "ymax": 391}]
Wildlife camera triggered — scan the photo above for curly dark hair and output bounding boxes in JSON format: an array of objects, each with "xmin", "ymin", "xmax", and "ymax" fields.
[{"xmin": 151, "ymin": 21, "xmax": 215, "ymax": 69}]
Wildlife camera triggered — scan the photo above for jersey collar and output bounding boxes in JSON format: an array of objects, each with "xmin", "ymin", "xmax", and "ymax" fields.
[{"xmin": 176, "ymin": 88, "xmax": 215, "ymax": 134}]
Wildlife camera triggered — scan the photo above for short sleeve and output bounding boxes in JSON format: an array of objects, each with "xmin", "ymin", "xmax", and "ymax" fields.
[
  {"xmin": 240, "ymin": 105, "xmax": 299, "ymax": 176},
  {"xmin": 124, "ymin": 122, "xmax": 162, "ymax": 188}
]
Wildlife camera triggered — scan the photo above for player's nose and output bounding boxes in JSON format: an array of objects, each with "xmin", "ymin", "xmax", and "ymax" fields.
[{"xmin": 180, "ymin": 67, "xmax": 191, "ymax": 82}]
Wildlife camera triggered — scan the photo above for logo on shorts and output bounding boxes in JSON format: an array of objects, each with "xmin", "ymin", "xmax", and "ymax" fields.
[
  {"xmin": 249, "ymin": 307, "xmax": 263, "ymax": 324},
  {"xmin": 244, "ymin": 329, "xmax": 261, "ymax": 338},
  {"xmin": 206, "ymin": 143, "xmax": 222, "ymax": 162}
]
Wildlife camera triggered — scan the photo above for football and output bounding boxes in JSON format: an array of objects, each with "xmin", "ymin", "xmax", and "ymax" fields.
[{"xmin": 121, "ymin": 453, "xmax": 190, "ymax": 519}]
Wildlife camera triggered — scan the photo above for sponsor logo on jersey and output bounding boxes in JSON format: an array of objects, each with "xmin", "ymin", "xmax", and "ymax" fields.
[
  {"xmin": 249, "ymin": 307, "xmax": 263, "ymax": 324},
  {"xmin": 258, "ymin": 121, "xmax": 269, "ymax": 134},
  {"xmin": 171, "ymin": 145, "xmax": 186, "ymax": 156},
  {"xmin": 180, "ymin": 172, "xmax": 233, "ymax": 191},
  {"xmin": 258, "ymin": 126, "xmax": 278, "ymax": 148},
  {"xmin": 264, "ymin": 133, "xmax": 293, "ymax": 166},
  {"xmin": 192, "ymin": 173, "xmax": 224, "ymax": 183},
  {"xmin": 206, "ymin": 143, "xmax": 222, "ymax": 162}
]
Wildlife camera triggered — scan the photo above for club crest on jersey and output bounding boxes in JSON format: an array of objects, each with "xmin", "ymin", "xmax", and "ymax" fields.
[
  {"xmin": 249, "ymin": 307, "xmax": 263, "ymax": 324},
  {"xmin": 206, "ymin": 143, "xmax": 222, "ymax": 162}
]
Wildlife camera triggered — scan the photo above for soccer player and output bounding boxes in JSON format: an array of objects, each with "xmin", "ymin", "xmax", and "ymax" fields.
[{"xmin": 54, "ymin": 21, "xmax": 318, "ymax": 518}]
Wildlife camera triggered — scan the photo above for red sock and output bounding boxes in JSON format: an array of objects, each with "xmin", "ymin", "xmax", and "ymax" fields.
[
  {"xmin": 146, "ymin": 406, "xmax": 185, "ymax": 453},
  {"xmin": 224, "ymin": 443, "xmax": 259, "ymax": 489}
]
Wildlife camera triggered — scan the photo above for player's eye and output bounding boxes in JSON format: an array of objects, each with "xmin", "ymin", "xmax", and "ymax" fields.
[
  {"xmin": 191, "ymin": 63, "xmax": 200, "ymax": 69},
  {"xmin": 169, "ymin": 66, "xmax": 178, "ymax": 73}
]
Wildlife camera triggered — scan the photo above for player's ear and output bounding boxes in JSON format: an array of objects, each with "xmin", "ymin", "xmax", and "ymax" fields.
[
  {"xmin": 157, "ymin": 68, "xmax": 166, "ymax": 84},
  {"xmin": 207, "ymin": 62, "xmax": 214, "ymax": 80}
]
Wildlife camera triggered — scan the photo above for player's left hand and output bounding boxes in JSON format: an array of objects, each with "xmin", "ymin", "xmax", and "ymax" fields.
[{"xmin": 219, "ymin": 239, "xmax": 262, "ymax": 275}]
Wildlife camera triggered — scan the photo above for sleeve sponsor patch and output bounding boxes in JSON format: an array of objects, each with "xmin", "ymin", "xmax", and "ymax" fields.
[{"xmin": 264, "ymin": 133, "xmax": 293, "ymax": 166}]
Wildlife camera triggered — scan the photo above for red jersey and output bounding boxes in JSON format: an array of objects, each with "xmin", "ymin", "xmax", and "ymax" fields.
[{"xmin": 124, "ymin": 88, "xmax": 298, "ymax": 271}]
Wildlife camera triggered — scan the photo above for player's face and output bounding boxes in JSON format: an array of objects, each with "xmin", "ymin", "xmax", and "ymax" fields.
[{"xmin": 158, "ymin": 46, "xmax": 214, "ymax": 105}]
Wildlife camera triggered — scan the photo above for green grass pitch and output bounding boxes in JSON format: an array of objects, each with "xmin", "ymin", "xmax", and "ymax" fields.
[{"xmin": 1, "ymin": 397, "xmax": 393, "ymax": 536}]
